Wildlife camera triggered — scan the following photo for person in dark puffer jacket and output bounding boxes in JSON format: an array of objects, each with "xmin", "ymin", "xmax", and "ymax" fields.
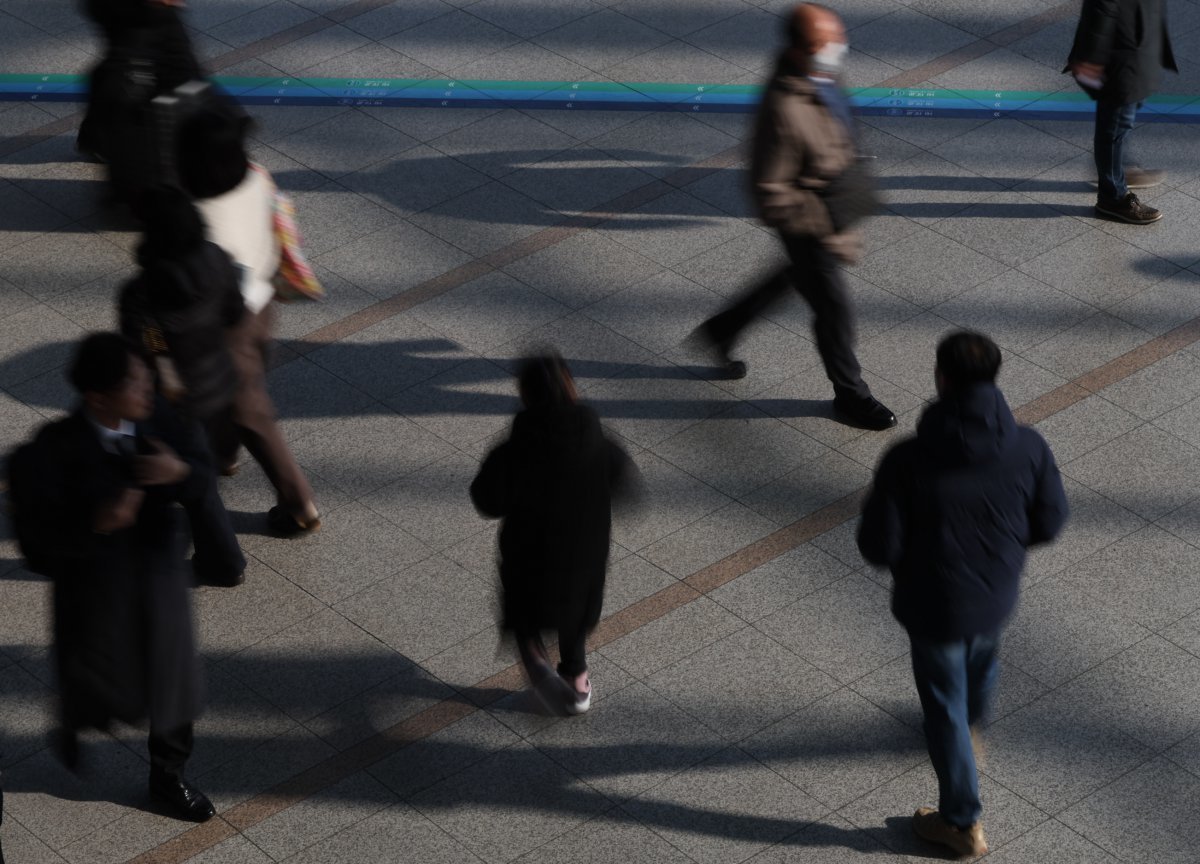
[
  {"xmin": 119, "ymin": 186, "xmax": 246, "ymax": 587},
  {"xmin": 858, "ymin": 330, "xmax": 1068, "ymax": 859}
]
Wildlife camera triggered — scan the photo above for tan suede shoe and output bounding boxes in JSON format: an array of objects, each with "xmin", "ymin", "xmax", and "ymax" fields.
[{"xmin": 913, "ymin": 807, "xmax": 988, "ymax": 858}]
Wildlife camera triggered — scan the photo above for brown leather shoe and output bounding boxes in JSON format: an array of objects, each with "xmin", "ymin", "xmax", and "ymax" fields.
[
  {"xmin": 267, "ymin": 505, "xmax": 321, "ymax": 537},
  {"xmin": 913, "ymin": 807, "xmax": 988, "ymax": 858},
  {"xmin": 1095, "ymin": 192, "xmax": 1162, "ymax": 225},
  {"xmin": 1125, "ymin": 166, "xmax": 1166, "ymax": 189}
]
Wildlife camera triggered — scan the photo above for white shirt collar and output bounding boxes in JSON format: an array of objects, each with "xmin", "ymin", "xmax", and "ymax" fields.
[{"xmin": 87, "ymin": 414, "xmax": 136, "ymax": 453}]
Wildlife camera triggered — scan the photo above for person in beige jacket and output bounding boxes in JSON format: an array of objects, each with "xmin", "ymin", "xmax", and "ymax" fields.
[
  {"xmin": 176, "ymin": 108, "xmax": 320, "ymax": 536},
  {"xmin": 695, "ymin": 2, "xmax": 895, "ymax": 431}
]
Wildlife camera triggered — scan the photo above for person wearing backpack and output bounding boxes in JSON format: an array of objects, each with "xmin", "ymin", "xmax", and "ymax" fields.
[{"xmin": 7, "ymin": 333, "xmax": 215, "ymax": 822}]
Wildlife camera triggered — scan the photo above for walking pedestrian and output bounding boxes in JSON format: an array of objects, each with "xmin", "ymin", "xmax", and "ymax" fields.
[
  {"xmin": 857, "ymin": 331, "xmax": 1068, "ymax": 858},
  {"xmin": 175, "ymin": 107, "xmax": 321, "ymax": 536},
  {"xmin": 1066, "ymin": 0, "xmax": 1177, "ymax": 224},
  {"xmin": 118, "ymin": 186, "xmax": 247, "ymax": 586},
  {"xmin": 470, "ymin": 353, "xmax": 639, "ymax": 715},
  {"xmin": 693, "ymin": 2, "xmax": 894, "ymax": 431},
  {"xmin": 7, "ymin": 333, "xmax": 216, "ymax": 822}
]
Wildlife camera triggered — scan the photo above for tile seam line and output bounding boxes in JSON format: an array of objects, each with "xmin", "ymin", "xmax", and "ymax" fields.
[{"xmin": 125, "ymin": 307, "xmax": 1200, "ymax": 864}]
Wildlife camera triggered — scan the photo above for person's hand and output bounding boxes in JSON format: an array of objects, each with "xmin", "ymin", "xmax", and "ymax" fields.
[
  {"xmin": 94, "ymin": 488, "xmax": 145, "ymax": 534},
  {"xmin": 1070, "ymin": 61, "xmax": 1105, "ymax": 87},
  {"xmin": 132, "ymin": 438, "xmax": 190, "ymax": 486}
]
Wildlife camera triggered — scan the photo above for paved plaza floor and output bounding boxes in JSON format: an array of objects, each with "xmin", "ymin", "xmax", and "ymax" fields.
[{"xmin": 3, "ymin": 0, "xmax": 1200, "ymax": 861}]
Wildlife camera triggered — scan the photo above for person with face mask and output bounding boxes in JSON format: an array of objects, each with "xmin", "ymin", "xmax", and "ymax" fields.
[{"xmin": 693, "ymin": 3, "xmax": 895, "ymax": 431}]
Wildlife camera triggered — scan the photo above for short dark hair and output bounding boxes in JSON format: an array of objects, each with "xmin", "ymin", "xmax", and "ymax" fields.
[
  {"xmin": 936, "ymin": 331, "xmax": 1002, "ymax": 391},
  {"xmin": 176, "ymin": 107, "xmax": 251, "ymax": 200},
  {"xmin": 517, "ymin": 351, "xmax": 573, "ymax": 409},
  {"xmin": 69, "ymin": 333, "xmax": 141, "ymax": 395},
  {"xmin": 132, "ymin": 185, "xmax": 206, "ymax": 259}
]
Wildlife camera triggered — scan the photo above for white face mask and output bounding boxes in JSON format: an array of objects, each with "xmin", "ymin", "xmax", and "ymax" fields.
[{"xmin": 812, "ymin": 41, "xmax": 848, "ymax": 76}]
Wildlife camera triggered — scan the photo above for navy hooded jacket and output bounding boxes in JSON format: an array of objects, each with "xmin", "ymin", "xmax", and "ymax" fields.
[{"xmin": 857, "ymin": 383, "xmax": 1068, "ymax": 640}]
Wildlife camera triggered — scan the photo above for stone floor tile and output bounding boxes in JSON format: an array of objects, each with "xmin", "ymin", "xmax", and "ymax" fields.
[
  {"xmin": 874, "ymin": 152, "xmax": 1007, "ymax": 227},
  {"xmin": 339, "ymin": 144, "xmax": 492, "ymax": 219},
  {"xmin": 335, "ymin": 554, "xmax": 496, "ymax": 663},
  {"xmin": 710, "ymin": 542, "xmax": 851, "ymax": 624},
  {"xmin": 383, "ymin": 356, "xmax": 519, "ymax": 450},
  {"xmin": 747, "ymin": 812, "xmax": 911, "ymax": 862},
  {"xmin": 0, "ymin": 570, "xmax": 54, "ymax": 662},
  {"xmin": 754, "ymin": 574, "xmax": 907, "ymax": 684},
  {"xmin": 502, "ymin": 144, "xmax": 660, "ymax": 215},
  {"xmin": 411, "ymin": 741, "xmax": 609, "ymax": 861},
  {"xmin": 741, "ymin": 449, "xmax": 874, "ymax": 528},
  {"xmin": 1003, "ymin": 573, "xmax": 1153, "ymax": 688},
  {"xmin": 1096, "ymin": 190, "xmax": 1200, "ymax": 269},
  {"xmin": 582, "ymin": 363, "xmax": 734, "ymax": 450},
  {"xmin": 179, "ymin": 835, "xmax": 273, "ymax": 864},
  {"xmin": 298, "ymin": 41, "xmax": 437, "ymax": 81},
  {"xmin": 930, "ymin": 105, "xmax": 1082, "ymax": 188},
  {"xmin": 599, "ymin": 597, "xmax": 744, "ymax": 680},
  {"xmin": 610, "ymin": 451, "xmax": 732, "ymax": 551},
  {"xmin": 271, "ymin": 107, "xmax": 419, "ymax": 180},
  {"xmin": 1109, "ymin": 267, "xmax": 1200, "ymax": 336},
  {"xmin": 265, "ymin": 356, "xmax": 377, "ymax": 444},
  {"xmin": 626, "ymin": 746, "xmax": 828, "ymax": 864},
  {"xmin": 1099, "ymin": 350, "xmax": 1200, "ymax": 421},
  {"xmin": 611, "ymin": 0, "xmax": 744, "ymax": 38},
  {"xmin": 243, "ymin": 770, "xmax": 399, "ymax": 861},
  {"xmin": 849, "ymin": 8, "xmax": 975, "ymax": 69},
  {"xmin": 494, "ymin": 312, "xmax": 657, "ymax": 387},
  {"xmin": 419, "ymin": 625, "xmax": 518, "ymax": 692},
  {"xmin": 0, "ymin": 817, "xmax": 68, "ymax": 864},
  {"xmin": 595, "ymin": 190, "xmax": 753, "ymax": 268},
  {"xmin": 513, "ymin": 813, "xmax": 695, "ymax": 864},
  {"xmin": 839, "ymin": 763, "xmax": 1048, "ymax": 856},
  {"xmin": 1023, "ymin": 312, "xmax": 1151, "ymax": 381},
  {"xmin": 747, "ymin": 688, "xmax": 925, "ymax": 810},
  {"xmin": 1065, "ymin": 426, "xmax": 1200, "ymax": 522},
  {"xmin": 286, "ymin": 182, "xmax": 403, "ymax": 259},
  {"xmin": 408, "ymin": 180, "xmax": 554, "ymax": 258},
  {"xmin": 204, "ymin": 0, "xmax": 316, "ymax": 47},
  {"xmin": 194, "ymin": 559, "xmax": 326, "ymax": 659},
  {"xmin": 850, "ymin": 226, "xmax": 1008, "ymax": 309},
  {"xmin": 340, "ymin": 0, "xmax": 453, "ymax": 39},
  {"xmin": 975, "ymin": 818, "xmax": 1118, "ymax": 863},
  {"xmin": 430, "ymin": 110, "xmax": 577, "ymax": 181},
  {"xmin": 0, "ymin": 662, "xmax": 54, "ymax": 770},
  {"xmin": 1017, "ymin": 226, "xmax": 1181, "ymax": 309},
  {"xmin": 286, "ymin": 801, "xmax": 479, "ymax": 864},
  {"xmin": 604, "ymin": 38, "xmax": 749, "ymax": 85},
  {"xmin": 184, "ymin": 664, "xmax": 296, "ymax": 778},
  {"xmin": 531, "ymin": 8, "xmax": 672, "ymax": 75},
  {"xmin": 380, "ymin": 9, "xmax": 520, "ymax": 74},
  {"xmin": 647, "ymin": 627, "xmax": 839, "ymax": 741},
  {"xmin": 0, "ymin": 304, "xmax": 84, "ymax": 390},
  {"xmin": 531, "ymin": 682, "xmax": 721, "ymax": 802},
  {"xmin": 411, "ymin": 270, "xmax": 570, "ymax": 354},
  {"xmin": 256, "ymin": 24, "xmax": 369, "ymax": 76},
  {"xmin": 1058, "ymin": 756, "xmax": 1200, "ymax": 864},
  {"xmin": 57, "ymin": 807, "xmax": 188, "ymax": 864},
  {"xmin": 672, "ymin": 227, "xmax": 785, "ymax": 299},
  {"xmin": 198, "ymin": 724, "xmax": 338, "ymax": 813},
  {"xmin": 603, "ymin": 555, "xmax": 679, "ymax": 616},
  {"xmin": 1033, "ymin": 394, "xmax": 1141, "ymax": 465},
  {"xmin": 1023, "ymin": 478, "xmax": 1146, "ymax": 585},
  {"xmin": 449, "ymin": 40, "xmax": 595, "ymax": 83},
  {"xmin": 500, "ymin": 229, "xmax": 663, "ymax": 311}
]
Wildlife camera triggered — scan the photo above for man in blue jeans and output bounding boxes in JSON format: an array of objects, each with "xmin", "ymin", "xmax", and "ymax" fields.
[
  {"xmin": 858, "ymin": 332, "xmax": 1068, "ymax": 858},
  {"xmin": 1065, "ymin": 0, "xmax": 1176, "ymax": 225}
]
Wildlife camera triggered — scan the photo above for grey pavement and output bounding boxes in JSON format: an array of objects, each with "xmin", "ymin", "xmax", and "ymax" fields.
[{"xmin": 2, "ymin": 0, "xmax": 1200, "ymax": 862}]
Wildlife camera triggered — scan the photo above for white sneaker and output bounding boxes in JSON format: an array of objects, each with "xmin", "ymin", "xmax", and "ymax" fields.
[{"xmin": 566, "ymin": 680, "xmax": 592, "ymax": 715}]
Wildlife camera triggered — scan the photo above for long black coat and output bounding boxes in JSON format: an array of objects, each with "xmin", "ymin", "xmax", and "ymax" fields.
[
  {"xmin": 470, "ymin": 404, "xmax": 634, "ymax": 635},
  {"xmin": 119, "ymin": 241, "xmax": 245, "ymax": 421},
  {"xmin": 25, "ymin": 402, "xmax": 207, "ymax": 733},
  {"xmin": 1066, "ymin": 0, "xmax": 1177, "ymax": 105}
]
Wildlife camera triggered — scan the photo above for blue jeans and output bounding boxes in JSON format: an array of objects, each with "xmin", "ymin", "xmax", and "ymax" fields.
[
  {"xmin": 1094, "ymin": 101, "xmax": 1140, "ymax": 201},
  {"xmin": 909, "ymin": 633, "xmax": 1000, "ymax": 828}
]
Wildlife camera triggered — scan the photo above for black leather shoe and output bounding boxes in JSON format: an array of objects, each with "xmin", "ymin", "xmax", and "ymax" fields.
[
  {"xmin": 192, "ymin": 556, "xmax": 245, "ymax": 588},
  {"xmin": 149, "ymin": 772, "xmax": 216, "ymax": 823},
  {"xmin": 834, "ymin": 395, "xmax": 897, "ymax": 431},
  {"xmin": 689, "ymin": 324, "xmax": 748, "ymax": 380},
  {"xmin": 52, "ymin": 727, "xmax": 81, "ymax": 773}
]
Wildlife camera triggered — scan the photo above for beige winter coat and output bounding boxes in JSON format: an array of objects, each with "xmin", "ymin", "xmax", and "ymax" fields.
[{"xmin": 751, "ymin": 59, "xmax": 862, "ymax": 264}]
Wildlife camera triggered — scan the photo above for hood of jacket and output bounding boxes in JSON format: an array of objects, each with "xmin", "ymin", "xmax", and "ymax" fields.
[
  {"xmin": 916, "ymin": 382, "xmax": 1018, "ymax": 467},
  {"xmin": 511, "ymin": 403, "xmax": 604, "ymax": 456}
]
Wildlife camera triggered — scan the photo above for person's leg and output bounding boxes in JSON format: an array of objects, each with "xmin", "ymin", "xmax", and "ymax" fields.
[
  {"xmin": 909, "ymin": 636, "xmax": 981, "ymax": 828},
  {"xmin": 703, "ymin": 265, "xmax": 793, "ymax": 353},
  {"xmin": 1095, "ymin": 100, "xmax": 1138, "ymax": 201},
  {"xmin": 182, "ymin": 466, "xmax": 246, "ymax": 586},
  {"xmin": 148, "ymin": 722, "xmax": 214, "ymax": 822},
  {"xmin": 148, "ymin": 722, "xmax": 193, "ymax": 780},
  {"xmin": 556, "ymin": 618, "xmax": 589, "ymax": 684},
  {"xmin": 965, "ymin": 633, "xmax": 1000, "ymax": 729}
]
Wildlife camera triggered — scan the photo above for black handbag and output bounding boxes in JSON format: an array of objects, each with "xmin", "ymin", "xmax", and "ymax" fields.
[{"xmin": 820, "ymin": 156, "xmax": 880, "ymax": 233}]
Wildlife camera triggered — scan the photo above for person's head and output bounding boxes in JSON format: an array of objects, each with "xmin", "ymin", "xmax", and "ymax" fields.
[
  {"xmin": 133, "ymin": 185, "xmax": 206, "ymax": 261},
  {"xmin": 517, "ymin": 351, "xmax": 577, "ymax": 409},
  {"xmin": 69, "ymin": 333, "xmax": 155, "ymax": 424},
  {"xmin": 787, "ymin": 3, "xmax": 847, "ymax": 77},
  {"xmin": 176, "ymin": 107, "xmax": 251, "ymax": 200},
  {"xmin": 935, "ymin": 331, "xmax": 1002, "ymax": 397}
]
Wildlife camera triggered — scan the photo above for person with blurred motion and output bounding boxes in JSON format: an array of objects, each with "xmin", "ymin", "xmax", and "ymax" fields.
[
  {"xmin": 1066, "ymin": 0, "xmax": 1176, "ymax": 224},
  {"xmin": 175, "ymin": 108, "xmax": 321, "ymax": 536},
  {"xmin": 77, "ymin": 0, "xmax": 205, "ymax": 199},
  {"xmin": 857, "ymin": 331, "xmax": 1068, "ymax": 858},
  {"xmin": 118, "ymin": 186, "xmax": 247, "ymax": 586},
  {"xmin": 693, "ymin": 2, "xmax": 895, "ymax": 431},
  {"xmin": 470, "ymin": 353, "xmax": 639, "ymax": 715},
  {"xmin": 7, "ymin": 334, "xmax": 215, "ymax": 822}
]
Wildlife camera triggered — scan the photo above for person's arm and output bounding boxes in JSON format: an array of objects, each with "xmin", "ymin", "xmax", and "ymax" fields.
[
  {"xmin": 1028, "ymin": 438, "xmax": 1069, "ymax": 546},
  {"xmin": 751, "ymin": 100, "xmax": 832, "ymax": 237},
  {"xmin": 1069, "ymin": 0, "xmax": 1121, "ymax": 72},
  {"xmin": 470, "ymin": 441, "xmax": 513, "ymax": 519},
  {"xmin": 135, "ymin": 398, "xmax": 208, "ymax": 502},
  {"xmin": 857, "ymin": 448, "xmax": 908, "ymax": 568}
]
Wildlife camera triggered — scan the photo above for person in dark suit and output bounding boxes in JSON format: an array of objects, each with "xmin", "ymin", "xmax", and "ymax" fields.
[
  {"xmin": 470, "ymin": 353, "xmax": 638, "ymax": 715},
  {"xmin": 17, "ymin": 333, "xmax": 215, "ymax": 822},
  {"xmin": 858, "ymin": 332, "xmax": 1068, "ymax": 858},
  {"xmin": 692, "ymin": 3, "xmax": 895, "ymax": 431},
  {"xmin": 1066, "ymin": 0, "xmax": 1177, "ymax": 224}
]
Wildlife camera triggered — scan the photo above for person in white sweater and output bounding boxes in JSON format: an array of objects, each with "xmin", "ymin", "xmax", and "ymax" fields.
[{"xmin": 176, "ymin": 109, "xmax": 319, "ymax": 535}]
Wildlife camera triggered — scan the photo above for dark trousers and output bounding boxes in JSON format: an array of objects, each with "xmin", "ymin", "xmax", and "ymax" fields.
[
  {"xmin": 181, "ymin": 440, "xmax": 245, "ymax": 581},
  {"xmin": 207, "ymin": 304, "xmax": 314, "ymax": 516},
  {"xmin": 515, "ymin": 621, "xmax": 589, "ymax": 680},
  {"xmin": 148, "ymin": 722, "xmax": 193, "ymax": 778},
  {"xmin": 909, "ymin": 633, "xmax": 999, "ymax": 828},
  {"xmin": 1094, "ymin": 101, "xmax": 1140, "ymax": 201},
  {"xmin": 704, "ymin": 232, "xmax": 869, "ymax": 400}
]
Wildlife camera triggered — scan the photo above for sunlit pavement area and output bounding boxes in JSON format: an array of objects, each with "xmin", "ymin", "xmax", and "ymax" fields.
[{"xmin": 3, "ymin": 0, "xmax": 1200, "ymax": 861}]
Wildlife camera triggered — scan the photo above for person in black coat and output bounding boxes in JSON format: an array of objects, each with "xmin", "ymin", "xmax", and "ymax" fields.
[
  {"xmin": 119, "ymin": 187, "xmax": 246, "ymax": 586},
  {"xmin": 1066, "ymin": 0, "xmax": 1177, "ymax": 224},
  {"xmin": 14, "ymin": 334, "xmax": 215, "ymax": 822},
  {"xmin": 857, "ymin": 331, "xmax": 1068, "ymax": 858},
  {"xmin": 470, "ymin": 353, "xmax": 637, "ymax": 715}
]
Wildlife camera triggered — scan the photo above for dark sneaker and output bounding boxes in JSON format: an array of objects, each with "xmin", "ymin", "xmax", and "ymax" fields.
[
  {"xmin": 688, "ymin": 324, "xmax": 748, "ymax": 380},
  {"xmin": 912, "ymin": 808, "xmax": 987, "ymax": 858},
  {"xmin": 1095, "ymin": 192, "xmax": 1162, "ymax": 225},
  {"xmin": 833, "ymin": 395, "xmax": 897, "ymax": 431},
  {"xmin": 267, "ymin": 505, "xmax": 321, "ymax": 537}
]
